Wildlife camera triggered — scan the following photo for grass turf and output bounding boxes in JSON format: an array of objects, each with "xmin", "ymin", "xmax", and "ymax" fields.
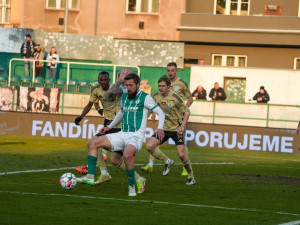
[{"xmin": 0, "ymin": 135, "xmax": 300, "ymax": 225}]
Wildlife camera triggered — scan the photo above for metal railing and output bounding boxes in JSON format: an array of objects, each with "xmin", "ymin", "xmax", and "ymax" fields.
[
  {"xmin": 188, "ymin": 100, "xmax": 300, "ymax": 129},
  {"xmin": 8, "ymin": 58, "xmax": 140, "ymax": 86}
]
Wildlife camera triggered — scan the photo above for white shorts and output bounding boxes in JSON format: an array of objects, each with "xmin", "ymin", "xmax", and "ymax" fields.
[{"xmin": 106, "ymin": 131, "xmax": 144, "ymax": 153}]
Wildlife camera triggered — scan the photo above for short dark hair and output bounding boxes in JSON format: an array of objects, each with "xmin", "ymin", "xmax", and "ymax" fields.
[
  {"xmin": 167, "ymin": 62, "xmax": 177, "ymax": 68},
  {"xmin": 99, "ymin": 71, "xmax": 109, "ymax": 78},
  {"xmin": 26, "ymin": 34, "xmax": 31, "ymax": 38},
  {"xmin": 158, "ymin": 75, "xmax": 171, "ymax": 86},
  {"xmin": 124, "ymin": 73, "xmax": 140, "ymax": 84}
]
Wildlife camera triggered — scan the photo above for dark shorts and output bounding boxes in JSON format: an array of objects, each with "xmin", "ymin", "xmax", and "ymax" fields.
[{"xmin": 152, "ymin": 130, "xmax": 185, "ymax": 145}]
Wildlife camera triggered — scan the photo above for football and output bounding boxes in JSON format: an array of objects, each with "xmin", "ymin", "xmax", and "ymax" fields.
[{"xmin": 60, "ymin": 173, "xmax": 77, "ymax": 190}]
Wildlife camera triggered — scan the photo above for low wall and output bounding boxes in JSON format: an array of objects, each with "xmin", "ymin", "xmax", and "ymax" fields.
[{"xmin": 1, "ymin": 111, "xmax": 299, "ymax": 155}]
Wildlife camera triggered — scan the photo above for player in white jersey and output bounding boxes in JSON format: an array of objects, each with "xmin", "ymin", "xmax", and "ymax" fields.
[{"xmin": 77, "ymin": 73, "xmax": 165, "ymax": 196}]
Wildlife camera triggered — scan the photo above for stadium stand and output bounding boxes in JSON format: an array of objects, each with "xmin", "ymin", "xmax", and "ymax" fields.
[
  {"xmin": 67, "ymin": 79, "xmax": 78, "ymax": 92},
  {"xmin": 78, "ymin": 80, "xmax": 90, "ymax": 93},
  {"xmin": 21, "ymin": 76, "xmax": 32, "ymax": 87},
  {"xmin": 56, "ymin": 78, "xmax": 66, "ymax": 91},
  {"xmin": 90, "ymin": 80, "xmax": 99, "ymax": 92},
  {"xmin": 0, "ymin": 74, "xmax": 8, "ymax": 86},
  {"xmin": 10, "ymin": 75, "xmax": 21, "ymax": 87},
  {"xmin": 33, "ymin": 77, "xmax": 45, "ymax": 88},
  {"xmin": 44, "ymin": 77, "xmax": 56, "ymax": 88}
]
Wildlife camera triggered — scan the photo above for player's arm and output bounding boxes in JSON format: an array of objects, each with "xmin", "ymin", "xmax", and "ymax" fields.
[
  {"xmin": 297, "ymin": 121, "xmax": 300, "ymax": 135},
  {"xmin": 102, "ymin": 81, "xmax": 123, "ymax": 101},
  {"xmin": 152, "ymin": 105, "xmax": 165, "ymax": 141},
  {"xmin": 75, "ymin": 101, "xmax": 93, "ymax": 125},
  {"xmin": 186, "ymin": 95, "xmax": 193, "ymax": 107},
  {"xmin": 94, "ymin": 102, "xmax": 103, "ymax": 116},
  {"xmin": 108, "ymin": 109, "xmax": 123, "ymax": 129},
  {"xmin": 100, "ymin": 109, "xmax": 123, "ymax": 134},
  {"xmin": 177, "ymin": 97, "xmax": 190, "ymax": 134}
]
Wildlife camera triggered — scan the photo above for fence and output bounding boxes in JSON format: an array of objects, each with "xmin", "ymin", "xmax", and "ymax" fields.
[{"xmin": 8, "ymin": 58, "xmax": 140, "ymax": 85}]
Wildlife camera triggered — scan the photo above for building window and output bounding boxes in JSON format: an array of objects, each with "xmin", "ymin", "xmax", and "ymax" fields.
[
  {"xmin": 215, "ymin": 0, "xmax": 249, "ymax": 15},
  {"xmin": 127, "ymin": 0, "xmax": 159, "ymax": 13},
  {"xmin": 264, "ymin": 5, "xmax": 281, "ymax": 16},
  {"xmin": 0, "ymin": 0, "xmax": 11, "ymax": 24},
  {"xmin": 294, "ymin": 58, "xmax": 300, "ymax": 70},
  {"xmin": 46, "ymin": 0, "xmax": 79, "ymax": 9},
  {"xmin": 212, "ymin": 54, "xmax": 247, "ymax": 67}
]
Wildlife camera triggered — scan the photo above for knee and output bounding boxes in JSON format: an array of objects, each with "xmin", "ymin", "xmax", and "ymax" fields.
[
  {"xmin": 110, "ymin": 156, "xmax": 119, "ymax": 167},
  {"xmin": 178, "ymin": 151, "xmax": 185, "ymax": 161},
  {"xmin": 146, "ymin": 142, "xmax": 156, "ymax": 153},
  {"xmin": 87, "ymin": 138, "xmax": 98, "ymax": 149},
  {"xmin": 123, "ymin": 151, "xmax": 132, "ymax": 161}
]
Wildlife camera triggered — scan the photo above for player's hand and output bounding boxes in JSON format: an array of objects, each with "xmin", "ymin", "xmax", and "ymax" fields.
[
  {"xmin": 151, "ymin": 113, "xmax": 156, "ymax": 123},
  {"xmin": 177, "ymin": 127, "xmax": 184, "ymax": 135},
  {"xmin": 97, "ymin": 108, "xmax": 104, "ymax": 116},
  {"xmin": 155, "ymin": 129, "xmax": 165, "ymax": 142},
  {"xmin": 75, "ymin": 116, "xmax": 83, "ymax": 125},
  {"xmin": 100, "ymin": 127, "xmax": 110, "ymax": 135}
]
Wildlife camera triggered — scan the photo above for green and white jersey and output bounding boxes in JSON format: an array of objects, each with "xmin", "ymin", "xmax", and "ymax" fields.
[{"xmin": 121, "ymin": 90, "xmax": 158, "ymax": 133}]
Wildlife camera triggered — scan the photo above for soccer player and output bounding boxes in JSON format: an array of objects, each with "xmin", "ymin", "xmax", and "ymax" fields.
[
  {"xmin": 102, "ymin": 67, "xmax": 134, "ymax": 100},
  {"xmin": 146, "ymin": 75, "xmax": 196, "ymax": 185},
  {"xmin": 74, "ymin": 71, "xmax": 119, "ymax": 184},
  {"xmin": 77, "ymin": 73, "xmax": 166, "ymax": 196},
  {"xmin": 142, "ymin": 62, "xmax": 193, "ymax": 176}
]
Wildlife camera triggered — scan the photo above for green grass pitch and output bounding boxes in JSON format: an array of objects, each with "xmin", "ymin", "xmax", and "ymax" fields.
[{"xmin": 0, "ymin": 135, "xmax": 300, "ymax": 225}]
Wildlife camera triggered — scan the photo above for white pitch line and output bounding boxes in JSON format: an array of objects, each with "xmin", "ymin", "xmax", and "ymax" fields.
[
  {"xmin": 278, "ymin": 220, "xmax": 300, "ymax": 225},
  {"xmin": 0, "ymin": 190, "xmax": 298, "ymax": 217},
  {"xmin": 0, "ymin": 162, "xmax": 233, "ymax": 176}
]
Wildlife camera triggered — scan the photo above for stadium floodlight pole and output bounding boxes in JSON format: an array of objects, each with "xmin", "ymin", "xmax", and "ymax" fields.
[{"xmin": 64, "ymin": 0, "xmax": 69, "ymax": 33}]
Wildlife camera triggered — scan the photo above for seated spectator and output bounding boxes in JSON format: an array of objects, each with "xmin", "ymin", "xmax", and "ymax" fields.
[
  {"xmin": 192, "ymin": 85, "xmax": 207, "ymax": 100},
  {"xmin": 209, "ymin": 82, "xmax": 227, "ymax": 101},
  {"xmin": 253, "ymin": 86, "xmax": 270, "ymax": 103}
]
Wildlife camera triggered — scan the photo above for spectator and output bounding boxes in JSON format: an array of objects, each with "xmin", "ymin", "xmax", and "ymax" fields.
[
  {"xmin": 46, "ymin": 47, "xmax": 60, "ymax": 79},
  {"xmin": 253, "ymin": 86, "xmax": 270, "ymax": 103},
  {"xmin": 33, "ymin": 44, "xmax": 45, "ymax": 77},
  {"xmin": 209, "ymin": 82, "xmax": 227, "ymax": 101},
  {"xmin": 20, "ymin": 34, "xmax": 36, "ymax": 76},
  {"xmin": 192, "ymin": 85, "xmax": 207, "ymax": 100}
]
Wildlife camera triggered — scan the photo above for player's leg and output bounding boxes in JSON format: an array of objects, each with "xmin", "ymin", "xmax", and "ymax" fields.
[
  {"xmin": 77, "ymin": 135, "xmax": 112, "ymax": 185},
  {"xmin": 125, "ymin": 133, "xmax": 146, "ymax": 196},
  {"xmin": 143, "ymin": 134, "xmax": 174, "ymax": 175},
  {"xmin": 102, "ymin": 149, "xmax": 108, "ymax": 161},
  {"xmin": 181, "ymin": 146, "xmax": 189, "ymax": 176},
  {"xmin": 177, "ymin": 145, "xmax": 196, "ymax": 185},
  {"xmin": 123, "ymin": 144, "xmax": 138, "ymax": 196},
  {"xmin": 94, "ymin": 148, "xmax": 111, "ymax": 185},
  {"xmin": 141, "ymin": 154, "xmax": 155, "ymax": 173},
  {"xmin": 113, "ymin": 155, "xmax": 146, "ymax": 194}
]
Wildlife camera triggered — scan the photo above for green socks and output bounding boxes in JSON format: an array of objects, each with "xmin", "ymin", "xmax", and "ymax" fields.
[
  {"xmin": 125, "ymin": 168, "xmax": 135, "ymax": 186},
  {"xmin": 87, "ymin": 155, "xmax": 97, "ymax": 175}
]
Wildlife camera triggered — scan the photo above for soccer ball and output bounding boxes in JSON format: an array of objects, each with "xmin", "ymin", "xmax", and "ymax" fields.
[{"xmin": 60, "ymin": 173, "xmax": 77, "ymax": 190}]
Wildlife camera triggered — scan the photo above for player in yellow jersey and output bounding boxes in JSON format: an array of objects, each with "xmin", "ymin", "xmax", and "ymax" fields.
[
  {"xmin": 142, "ymin": 62, "xmax": 193, "ymax": 176},
  {"xmin": 146, "ymin": 75, "xmax": 195, "ymax": 185},
  {"xmin": 74, "ymin": 71, "xmax": 121, "ymax": 184}
]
